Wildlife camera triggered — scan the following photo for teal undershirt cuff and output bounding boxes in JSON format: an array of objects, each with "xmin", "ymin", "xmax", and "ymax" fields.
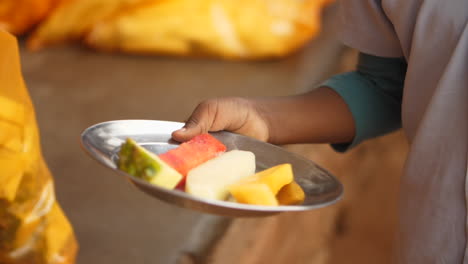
[{"xmin": 321, "ymin": 53, "xmax": 407, "ymax": 152}]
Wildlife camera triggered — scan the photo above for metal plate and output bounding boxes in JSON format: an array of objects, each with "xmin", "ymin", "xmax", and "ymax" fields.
[{"xmin": 80, "ymin": 120, "xmax": 343, "ymax": 217}]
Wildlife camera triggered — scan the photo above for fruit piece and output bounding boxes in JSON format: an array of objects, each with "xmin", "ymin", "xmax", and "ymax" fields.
[
  {"xmin": 228, "ymin": 164, "xmax": 293, "ymax": 206},
  {"xmin": 229, "ymin": 183, "xmax": 278, "ymax": 206},
  {"xmin": 186, "ymin": 150, "xmax": 255, "ymax": 200},
  {"xmin": 277, "ymin": 181, "xmax": 305, "ymax": 205},
  {"xmin": 118, "ymin": 138, "xmax": 182, "ymax": 189},
  {"xmin": 242, "ymin": 164, "xmax": 294, "ymax": 194},
  {"xmin": 159, "ymin": 133, "xmax": 226, "ymax": 182}
]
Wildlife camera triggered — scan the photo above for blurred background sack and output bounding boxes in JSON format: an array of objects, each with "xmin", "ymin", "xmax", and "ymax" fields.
[
  {"xmin": 0, "ymin": 0, "xmax": 62, "ymax": 35},
  {"xmin": 0, "ymin": 31, "xmax": 77, "ymax": 264},
  {"xmin": 2, "ymin": 0, "xmax": 332, "ymax": 59}
]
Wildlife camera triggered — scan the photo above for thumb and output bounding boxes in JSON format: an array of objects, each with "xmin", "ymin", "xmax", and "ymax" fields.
[
  {"xmin": 172, "ymin": 101, "xmax": 216, "ymax": 142},
  {"xmin": 172, "ymin": 119, "xmax": 204, "ymax": 142}
]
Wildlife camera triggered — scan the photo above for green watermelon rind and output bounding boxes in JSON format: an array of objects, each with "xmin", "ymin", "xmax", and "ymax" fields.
[{"xmin": 118, "ymin": 138, "xmax": 182, "ymax": 189}]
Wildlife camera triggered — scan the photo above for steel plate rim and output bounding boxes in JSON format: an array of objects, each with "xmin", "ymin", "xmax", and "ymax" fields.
[{"xmin": 80, "ymin": 119, "xmax": 344, "ymax": 216}]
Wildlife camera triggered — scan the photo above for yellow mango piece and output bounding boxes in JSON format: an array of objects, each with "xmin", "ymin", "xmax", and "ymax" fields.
[
  {"xmin": 277, "ymin": 181, "xmax": 305, "ymax": 205},
  {"xmin": 0, "ymin": 154, "xmax": 24, "ymax": 201},
  {"xmin": 229, "ymin": 183, "xmax": 278, "ymax": 206},
  {"xmin": 43, "ymin": 203, "xmax": 77, "ymax": 263},
  {"xmin": 0, "ymin": 95, "xmax": 25, "ymax": 125},
  {"xmin": 0, "ymin": 122, "xmax": 23, "ymax": 154},
  {"xmin": 228, "ymin": 164, "xmax": 294, "ymax": 206},
  {"xmin": 239, "ymin": 163, "xmax": 293, "ymax": 194}
]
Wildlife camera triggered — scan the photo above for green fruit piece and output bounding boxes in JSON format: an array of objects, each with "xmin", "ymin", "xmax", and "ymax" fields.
[{"xmin": 118, "ymin": 138, "xmax": 182, "ymax": 189}]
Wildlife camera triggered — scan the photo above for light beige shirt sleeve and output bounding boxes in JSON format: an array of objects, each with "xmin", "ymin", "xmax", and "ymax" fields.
[
  {"xmin": 338, "ymin": 0, "xmax": 403, "ymax": 57},
  {"xmin": 334, "ymin": 1, "xmax": 468, "ymax": 264}
]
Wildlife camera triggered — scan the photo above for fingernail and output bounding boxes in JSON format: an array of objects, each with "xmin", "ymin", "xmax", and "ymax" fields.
[{"xmin": 179, "ymin": 128, "xmax": 187, "ymax": 132}]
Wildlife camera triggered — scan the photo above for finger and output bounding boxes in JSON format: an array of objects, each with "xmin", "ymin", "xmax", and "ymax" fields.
[
  {"xmin": 172, "ymin": 100, "xmax": 217, "ymax": 142},
  {"xmin": 172, "ymin": 120, "xmax": 204, "ymax": 142}
]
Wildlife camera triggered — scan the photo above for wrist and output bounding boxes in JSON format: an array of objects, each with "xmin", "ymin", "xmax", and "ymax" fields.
[{"xmin": 250, "ymin": 98, "xmax": 277, "ymax": 144}]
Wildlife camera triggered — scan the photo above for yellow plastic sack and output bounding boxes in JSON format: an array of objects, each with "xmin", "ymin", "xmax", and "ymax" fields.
[
  {"xmin": 0, "ymin": 0, "xmax": 61, "ymax": 35},
  {"xmin": 28, "ymin": 0, "xmax": 332, "ymax": 59},
  {"xmin": 0, "ymin": 31, "xmax": 77, "ymax": 264},
  {"xmin": 27, "ymin": 0, "xmax": 152, "ymax": 49}
]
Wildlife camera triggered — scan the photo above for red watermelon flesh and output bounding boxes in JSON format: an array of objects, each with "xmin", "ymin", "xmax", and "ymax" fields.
[{"xmin": 159, "ymin": 133, "xmax": 227, "ymax": 187}]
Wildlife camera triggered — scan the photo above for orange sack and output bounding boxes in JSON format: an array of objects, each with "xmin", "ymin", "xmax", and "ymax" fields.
[
  {"xmin": 0, "ymin": 0, "xmax": 62, "ymax": 35},
  {"xmin": 28, "ymin": 0, "xmax": 333, "ymax": 59},
  {"xmin": 0, "ymin": 30, "xmax": 77, "ymax": 264}
]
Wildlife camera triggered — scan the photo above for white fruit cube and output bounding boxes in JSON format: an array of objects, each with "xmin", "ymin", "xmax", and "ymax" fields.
[{"xmin": 186, "ymin": 150, "xmax": 256, "ymax": 200}]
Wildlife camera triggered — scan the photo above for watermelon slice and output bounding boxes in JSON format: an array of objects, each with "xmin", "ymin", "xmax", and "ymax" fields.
[{"xmin": 160, "ymin": 133, "xmax": 227, "ymax": 187}]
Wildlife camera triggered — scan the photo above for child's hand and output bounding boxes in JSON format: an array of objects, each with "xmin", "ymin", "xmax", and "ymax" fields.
[
  {"xmin": 173, "ymin": 87, "xmax": 355, "ymax": 145},
  {"xmin": 172, "ymin": 97, "xmax": 271, "ymax": 142}
]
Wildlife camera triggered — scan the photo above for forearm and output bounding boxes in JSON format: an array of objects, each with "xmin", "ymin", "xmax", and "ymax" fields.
[
  {"xmin": 174, "ymin": 53, "xmax": 405, "ymax": 149},
  {"xmin": 255, "ymin": 86, "xmax": 355, "ymax": 145},
  {"xmin": 256, "ymin": 52, "xmax": 406, "ymax": 148}
]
